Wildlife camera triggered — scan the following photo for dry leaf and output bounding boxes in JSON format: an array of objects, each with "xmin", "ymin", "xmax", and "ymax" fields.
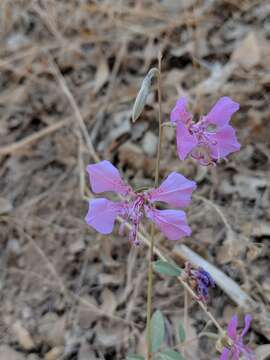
[
  {"xmin": 217, "ymin": 232, "xmax": 247, "ymax": 264},
  {"xmin": 251, "ymin": 222, "xmax": 270, "ymax": 237},
  {"xmin": 96, "ymin": 322, "xmax": 124, "ymax": 347},
  {"xmin": 231, "ymin": 32, "xmax": 261, "ymax": 69},
  {"xmin": 94, "ymin": 59, "xmax": 109, "ymax": 93},
  {"xmin": 0, "ymin": 197, "xmax": 12, "ymax": 214},
  {"xmin": 44, "ymin": 346, "xmax": 64, "ymax": 360},
  {"xmin": 234, "ymin": 174, "xmax": 267, "ymax": 199},
  {"xmin": 100, "ymin": 288, "xmax": 117, "ymax": 316},
  {"xmin": 0, "ymin": 345, "xmax": 26, "ymax": 360},
  {"xmin": 194, "ymin": 63, "xmax": 235, "ymax": 95},
  {"xmin": 12, "ymin": 321, "xmax": 35, "ymax": 351},
  {"xmin": 77, "ymin": 296, "xmax": 100, "ymax": 329},
  {"xmin": 136, "ymin": 330, "xmax": 147, "ymax": 358},
  {"xmin": 255, "ymin": 344, "xmax": 270, "ymax": 360}
]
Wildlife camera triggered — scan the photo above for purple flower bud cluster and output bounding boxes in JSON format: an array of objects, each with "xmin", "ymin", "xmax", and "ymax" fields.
[
  {"xmin": 183, "ymin": 262, "xmax": 215, "ymax": 303},
  {"xmin": 193, "ymin": 267, "xmax": 216, "ymax": 302}
]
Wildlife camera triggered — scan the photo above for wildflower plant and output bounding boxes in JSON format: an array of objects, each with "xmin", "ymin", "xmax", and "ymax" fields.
[{"xmin": 84, "ymin": 55, "xmax": 255, "ymax": 359}]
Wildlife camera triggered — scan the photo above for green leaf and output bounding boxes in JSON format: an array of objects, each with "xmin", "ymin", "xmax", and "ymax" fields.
[
  {"xmin": 126, "ymin": 355, "xmax": 145, "ymax": 360},
  {"xmin": 153, "ymin": 260, "xmax": 181, "ymax": 277},
  {"xmin": 151, "ymin": 310, "xmax": 165, "ymax": 352},
  {"xmin": 178, "ymin": 321, "xmax": 186, "ymax": 343},
  {"xmin": 158, "ymin": 349, "xmax": 185, "ymax": 360}
]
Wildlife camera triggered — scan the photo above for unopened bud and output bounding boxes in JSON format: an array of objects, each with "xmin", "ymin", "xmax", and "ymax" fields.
[{"xmin": 132, "ymin": 68, "xmax": 159, "ymax": 122}]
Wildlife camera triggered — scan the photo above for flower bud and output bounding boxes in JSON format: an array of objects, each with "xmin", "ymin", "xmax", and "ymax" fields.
[{"xmin": 132, "ymin": 68, "xmax": 158, "ymax": 122}]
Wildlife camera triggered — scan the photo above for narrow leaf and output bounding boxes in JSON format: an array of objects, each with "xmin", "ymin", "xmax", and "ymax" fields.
[
  {"xmin": 153, "ymin": 260, "xmax": 181, "ymax": 277},
  {"xmin": 159, "ymin": 349, "xmax": 185, "ymax": 360},
  {"xmin": 178, "ymin": 321, "xmax": 186, "ymax": 343},
  {"xmin": 151, "ymin": 310, "xmax": 165, "ymax": 353},
  {"xmin": 127, "ymin": 355, "xmax": 145, "ymax": 360}
]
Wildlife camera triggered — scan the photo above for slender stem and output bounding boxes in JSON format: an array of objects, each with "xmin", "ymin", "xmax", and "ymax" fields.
[
  {"xmin": 116, "ymin": 211, "xmax": 224, "ymax": 337},
  {"xmin": 183, "ymin": 289, "xmax": 188, "ymax": 356},
  {"xmin": 154, "ymin": 56, "xmax": 163, "ymax": 188},
  {"xmin": 146, "ymin": 223, "xmax": 155, "ymax": 359},
  {"xmin": 179, "ymin": 275, "xmax": 224, "ymax": 334},
  {"xmin": 146, "ymin": 54, "xmax": 163, "ymax": 360}
]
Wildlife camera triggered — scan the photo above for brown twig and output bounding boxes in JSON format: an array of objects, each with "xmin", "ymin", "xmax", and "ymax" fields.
[{"xmin": 48, "ymin": 56, "xmax": 100, "ymax": 162}]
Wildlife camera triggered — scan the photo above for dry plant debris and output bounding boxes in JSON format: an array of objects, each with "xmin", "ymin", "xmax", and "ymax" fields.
[{"xmin": 0, "ymin": 0, "xmax": 269, "ymax": 359}]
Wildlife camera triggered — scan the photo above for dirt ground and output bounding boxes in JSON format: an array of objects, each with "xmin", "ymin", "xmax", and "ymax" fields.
[{"xmin": 0, "ymin": 1, "xmax": 270, "ymax": 359}]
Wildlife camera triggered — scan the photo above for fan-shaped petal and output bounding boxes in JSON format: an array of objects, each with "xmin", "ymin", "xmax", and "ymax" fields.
[
  {"xmin": 227, "ymin": 314, "xmax": 238, "ymax": 339},
  {"xmin": 219, "ymin": 347, "xmax": 230, "ymax": 360},
  {"xmin": 85, "ymin": 198, "xmax": 124, "ymax": 234},
  {"xmin": 147, "ymin": 172, "xmax": 196, "ymax": 207},
  {"xmin": 208, "ymin": 125, "xmax": 240, "ymax": 159},
  {"xmin": 170, "ymin": 97, "xmax": 192, "ymax": 124},
  {"xmin": 206, "ymin": 97, "xmax": 239, "ymax": 128},
  {"xmin": 241, "ymin": 314, "xmax": 252, "ymax": 337},
  {"xmin": 176, "ymin": 121, "xmax": 198, "ymax": 160},
  {"xmin": 145, "ymin": 207, "xmax": 191, "ymax": 240},
  {"xmin": 87, "ymin": 160, "xmax": 131, "ymax": 195}
]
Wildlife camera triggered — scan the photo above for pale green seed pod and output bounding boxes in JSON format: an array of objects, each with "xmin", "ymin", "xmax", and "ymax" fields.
[{"xmin": 132, "ymin": 68, "xmax": 159, "ymax": 123}]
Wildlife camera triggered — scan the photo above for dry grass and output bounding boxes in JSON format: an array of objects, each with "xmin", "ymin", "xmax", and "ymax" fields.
[{"xmin": 0, "ymin": 0, "xmax": 269, "ymax": 359}]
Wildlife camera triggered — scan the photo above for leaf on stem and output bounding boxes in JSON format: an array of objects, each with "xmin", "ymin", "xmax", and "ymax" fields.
[
  {"xmin": 153, "ymin": 260, "xmax": 181, "ymax": 277},
  {"xmin": 158, "ymin": 349, "xmax": 185, "ymax": 360},
  {"xmin": 178, "ymin": 321, "xmax": 186, "ymax": 343},
  {"xmin": 126, "ymin": 355, "xmax": 145, "ymax": 360},
  {"xmin": 151, "ymin": 310, "xmax": 165, "ymax": 353}
]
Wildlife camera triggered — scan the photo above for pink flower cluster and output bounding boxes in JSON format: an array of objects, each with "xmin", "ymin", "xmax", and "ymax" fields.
[
  {"xmin": 170, "ymin": 97, "xmax": 240, "ymax": 166},
  {"xmin": 85, "ymin": 160, "xmax": 196, "ymax": 244}
]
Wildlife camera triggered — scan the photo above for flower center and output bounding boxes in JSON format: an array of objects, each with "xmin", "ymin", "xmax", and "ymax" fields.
[
  {"xmin": 189, "ymin": 119, "xmax": 219, "ymax": 165},
  {"xmin": 127, "ymin": 194, "xmax": 148, "ymax": 245}
]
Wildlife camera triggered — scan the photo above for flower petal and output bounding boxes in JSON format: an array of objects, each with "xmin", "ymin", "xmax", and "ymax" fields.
[
  {"xmin": 170, "ymin": 97, "xmax": 192, "ymax": 124},
  {"xmin": 227, "ymin": 314, "xmax": 238, "ymax": 339},
  {"xmin": 147, "ymin": 172, "xmax": 196, "ymax": 207},
  {"xmin": 219, "ymin": 348, "xmax": 230, "ymax": 360},
  {"xmin": 85, "ymin": 198, "xmax": 123, "ymax": 234},
  {"xmin": 87, "ymin": 160, "xmax": 131, "ymax": 195},
  {"xmin": 145, "ymin": 207, "xmax": 191, "ymax": 240},
  {"xmin": 206, "ymin": 97, "xmax": 240, "ymax": 128},
  {"xmin": 207, "ymin": 125, "xmax": 240, "ymax": 160},
  {"xmin": 241, "ymin": 314, "xmax": 252, "ymax": 337},
  {"xmin": 176, "ymin": 121, "xmax": 198, "ymax": 160}
]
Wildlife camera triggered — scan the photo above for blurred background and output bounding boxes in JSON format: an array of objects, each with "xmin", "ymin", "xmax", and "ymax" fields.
[{"xmin": 0, "ymin": 1, "xmax": 269, "ymax": 359}]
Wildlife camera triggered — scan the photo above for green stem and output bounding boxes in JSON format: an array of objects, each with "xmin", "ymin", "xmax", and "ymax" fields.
[{"xmin": 146, "ymin": 54, "xmax": 163, "ymax": 360}]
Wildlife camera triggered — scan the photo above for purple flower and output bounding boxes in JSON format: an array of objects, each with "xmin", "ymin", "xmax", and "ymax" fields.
[
  {"xmin": 193, "ymin": 267, "xmax": 215, "ymax": 302},
  {"xmin": 170, "ymin": 97, "xmax": 241, "ymax": 166},
  {"xmin": 85, "ymin": 160, "xmax": 196, "ymax": 245},
  {"xmin": 183, "ymin": 263, "xmax": 215, "ymax": 302},
  {"xmin": 220, "ymin": 314, "xmax": 255, "ymax": 360}
]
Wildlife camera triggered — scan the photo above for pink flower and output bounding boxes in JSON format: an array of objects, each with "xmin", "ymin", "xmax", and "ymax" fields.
[
  {"xmin": 85, "ymin": 160, "xmax": 196, "ymax": 245},
  {"xmin": 170, "ymin": 97, "xmax": 241, "ymax": 166},
  {"xmin": 220, "ymin": 314, "xmax": 255, "ymax": 360}
]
